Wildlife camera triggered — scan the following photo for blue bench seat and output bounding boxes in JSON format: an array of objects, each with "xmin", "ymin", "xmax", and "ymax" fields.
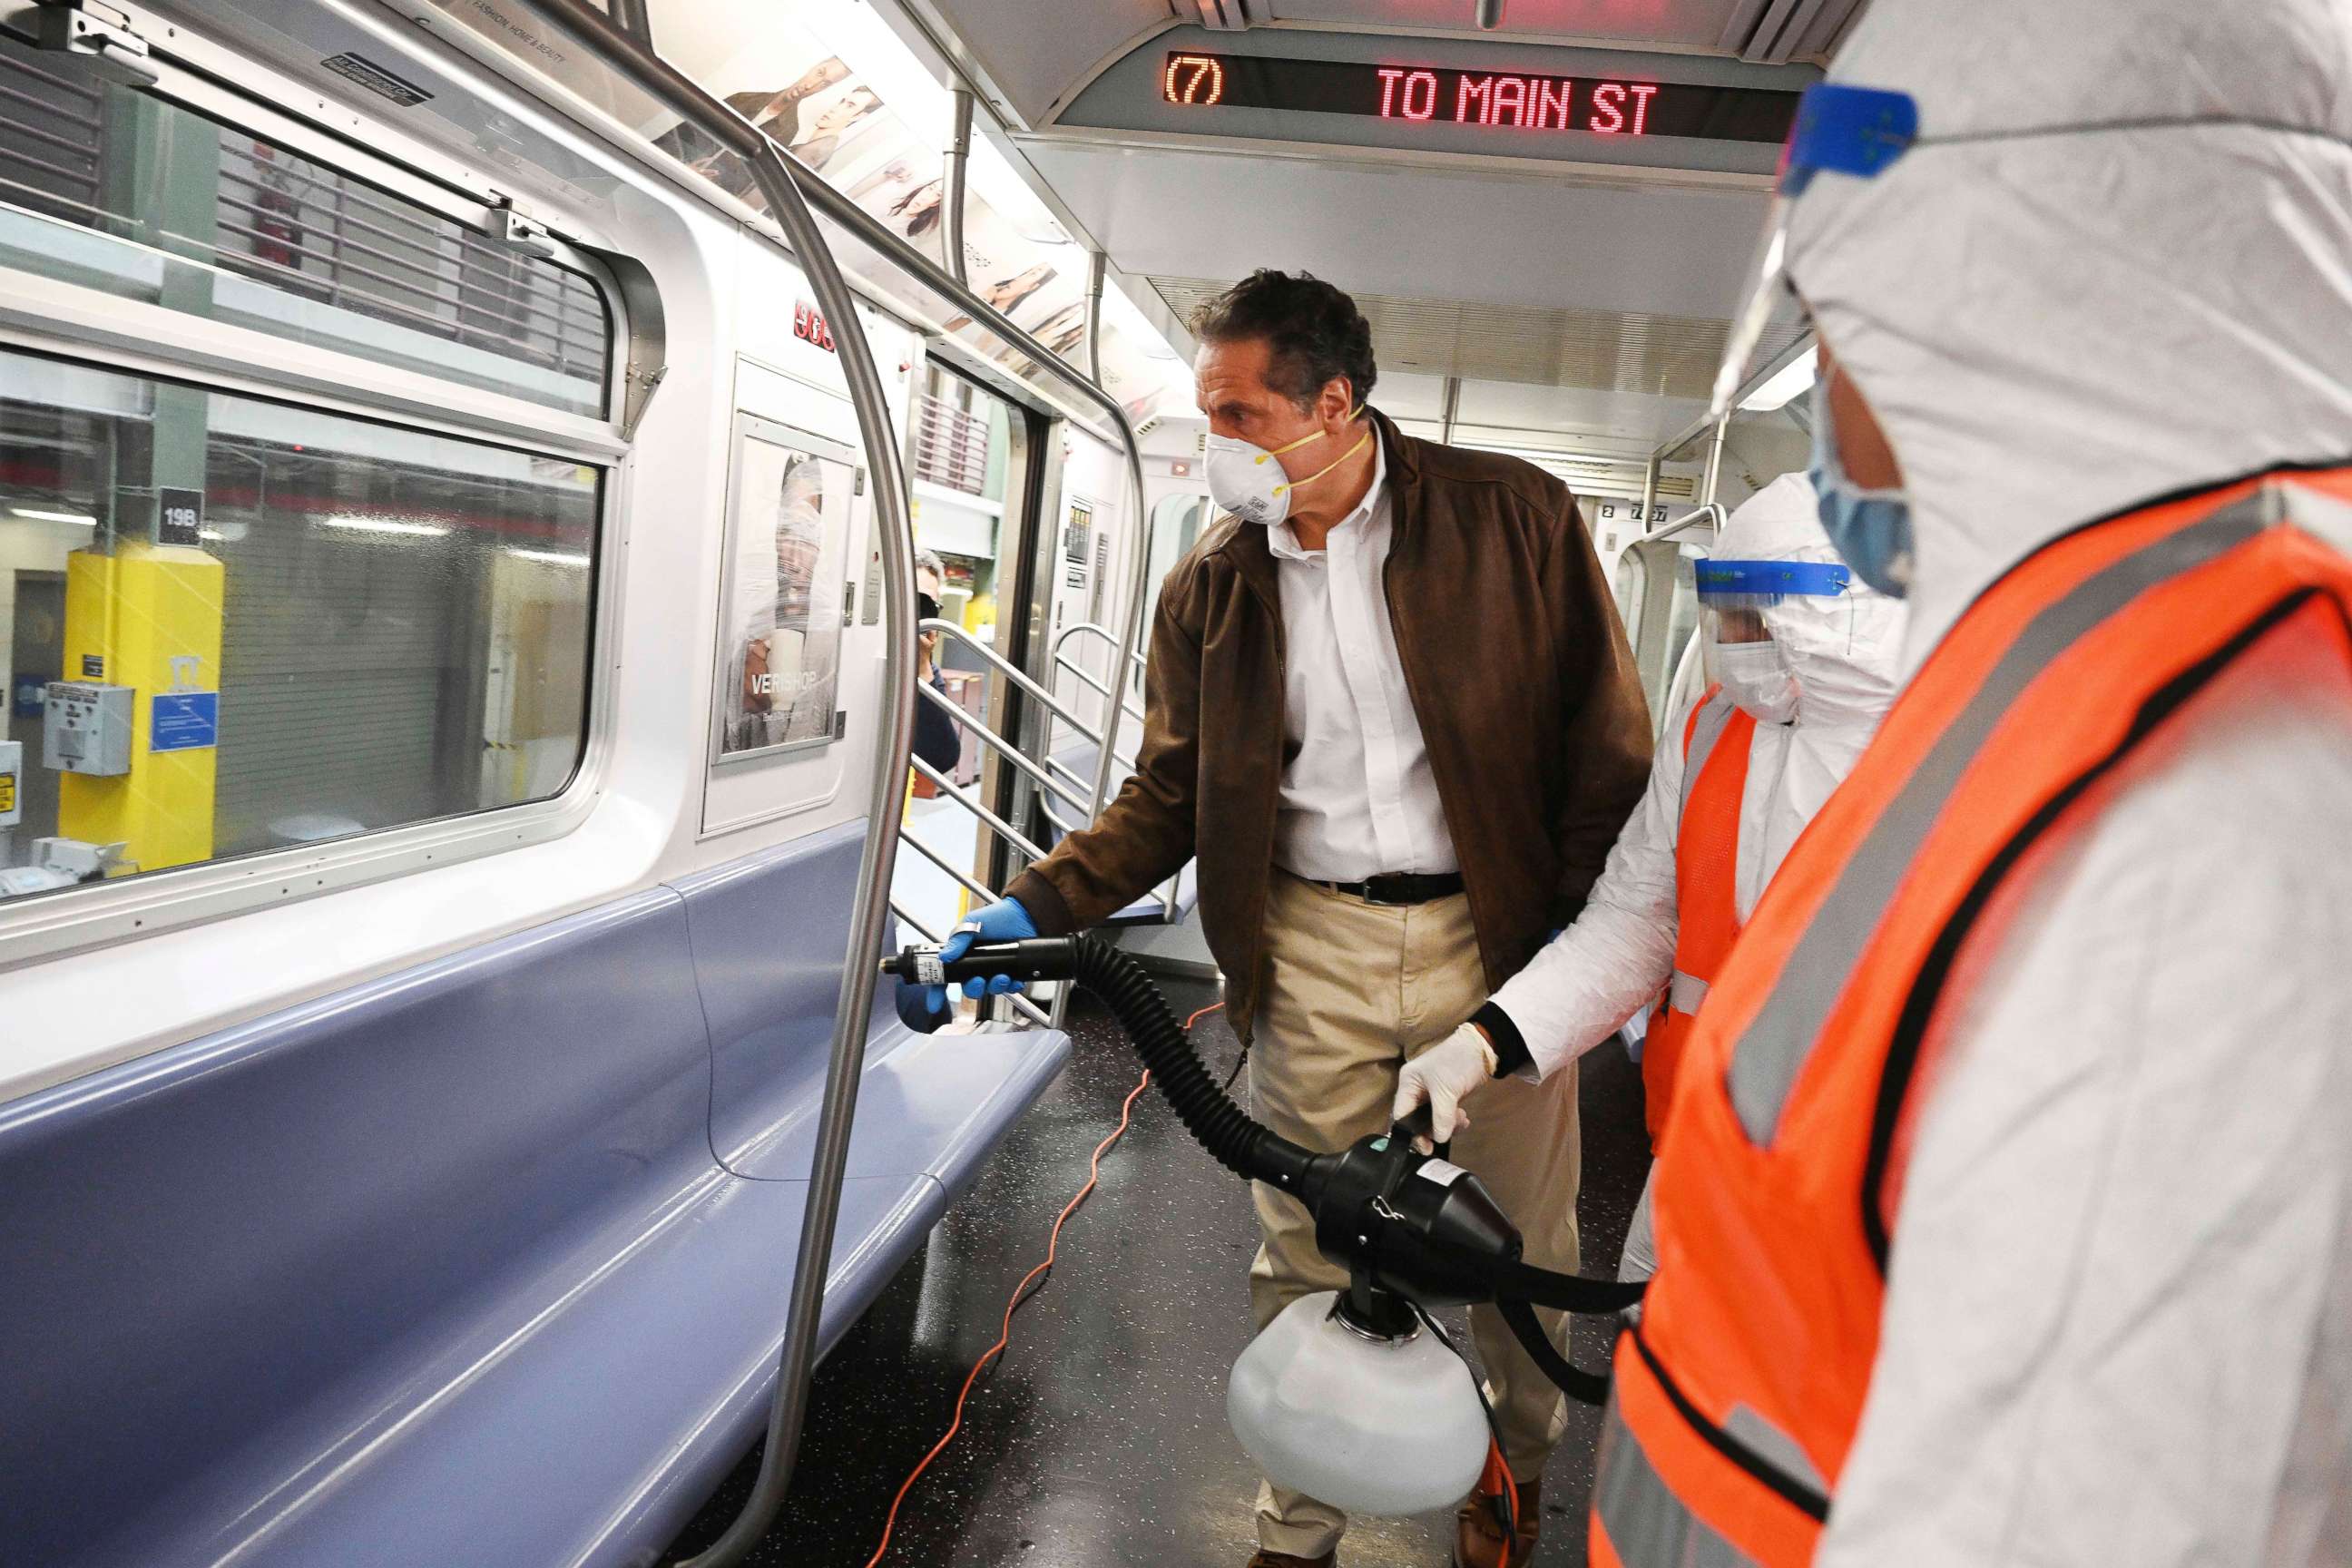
[{"xmin": 0, "ymin": 825, "xmax": 1067, "ymax": 1567}]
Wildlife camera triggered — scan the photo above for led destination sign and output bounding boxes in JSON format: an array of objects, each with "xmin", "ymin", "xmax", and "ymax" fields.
[{"xmin": 1161, "ymin": 52, "xmax": 1798, "ymax": 143}]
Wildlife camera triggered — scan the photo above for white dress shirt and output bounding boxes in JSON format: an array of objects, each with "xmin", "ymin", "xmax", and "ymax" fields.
[{"xmin": 1263, "ymin": 439, "xmax": 1458, "ymax": 881}]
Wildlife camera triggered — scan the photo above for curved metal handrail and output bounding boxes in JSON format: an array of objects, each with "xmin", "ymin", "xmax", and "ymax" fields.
[
  {"xmin": 1055, "ymin": 619, "xmax": 1150, "ymax": 671},
  {"xmin": 928, "ymin": 619, "xmax": 1113, "ymax": 746},
  {"xmin": 913, "ymin": 753, "xmax": 1050, "ymax": 864},
  {"xmin": 918, "ymin": 681, "xmax": 1091, "ymax": 818},
  {"xmin": 527, "ymin": 6, "xmax": 917, "ymax": 1564},
  {"xmin": 1050, "ymin": 656, "xmax": 1146, "ymax": 734},
  {"xmin": 942, "ymin": 88, "xmax": 972, "ymax": 289},
  {"xmin": 922, "ymin": 619, "xmax": 1105, "ymax": 834},
  {"xmin": 1052, "ymin": 620, "xmax": 1148, "ymax": 730}
]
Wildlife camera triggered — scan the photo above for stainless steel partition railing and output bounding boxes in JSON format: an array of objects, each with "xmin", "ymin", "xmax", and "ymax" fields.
[
  {"xmin": 921, "ymin": 619, "xmax": 1118, "ymax": 834},
  {"xmin": 1053, "ymin": 621, "xmax": 1148, "ymax": 736},
  {"xmin": 917, "ymin": 678, "xmax": 1092, "ymax": 830},
  {"xmin": 1046, "ymin": 621, "xmax": 1188, "ymax": 921},
  {"xmin": 528, "ymin": 6, "xmax": 917, "ymax": 1566}
]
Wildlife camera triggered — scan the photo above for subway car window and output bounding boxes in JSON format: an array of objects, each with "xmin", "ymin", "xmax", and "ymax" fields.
[
  {"xmin": 0, "ymin": 34, "xmax": 612, "ymax": 417},
  {"xmin": 0, "ymin": 347, "xmax": 598, "ymax": 899}
]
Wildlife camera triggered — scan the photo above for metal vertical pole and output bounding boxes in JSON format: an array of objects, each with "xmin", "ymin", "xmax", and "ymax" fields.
[
  {"xmin": 943, "ymin": 87, "xmax": 973, "ymax": 287},
  {"xmin": 607, "ymin": 0, "xmax": 651, "ymax": 45},
  {"xmin": 1083, "ymin": 248, "xmax": 1107, "ymax": 385},
  {"xmin": 1053, "ymin": 409, "xmax": 1152, "ymax": 1029},
  {"xmin": 1438, "ymin": 375, "xmax": 1461, "ymax": 446},
  {"xmin": 1701, "ymin": 413, "xmax": 1729, "ymax": 509},
  {"xmin": 528, "ymin": 5, "xmax": 916, "ymax": 1565}
]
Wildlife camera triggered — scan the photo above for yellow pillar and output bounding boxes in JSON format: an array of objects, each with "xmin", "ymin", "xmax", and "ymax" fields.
[{"xmin": 57, "ymin": 541, "xmax": 224, "ymax": 873}]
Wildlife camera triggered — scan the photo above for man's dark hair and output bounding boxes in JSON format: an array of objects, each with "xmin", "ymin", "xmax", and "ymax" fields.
[{"xmin": 1191, "ymin": 270, "xmax": 1377, "ymax": 411}]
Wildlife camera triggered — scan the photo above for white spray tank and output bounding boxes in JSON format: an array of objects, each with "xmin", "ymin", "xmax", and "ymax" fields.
[
  {"xmin": 1226, "ymin": 1138, "xmax": 1524, "ymax": 1517},
  {"xmin": 1228, "ymin": 1283, "xmax": 1490, "ymax": 1515}
]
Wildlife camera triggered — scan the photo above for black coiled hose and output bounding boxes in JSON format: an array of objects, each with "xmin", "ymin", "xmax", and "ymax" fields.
[{"xmin": 1064, "ymin": 937, "xmax": 1319, "ymax": 1194}]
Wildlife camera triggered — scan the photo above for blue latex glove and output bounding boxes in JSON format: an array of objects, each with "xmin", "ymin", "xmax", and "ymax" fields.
[{"xmin": 905, "ymin": 897, "xmax": 1036, "ymax": 1027}]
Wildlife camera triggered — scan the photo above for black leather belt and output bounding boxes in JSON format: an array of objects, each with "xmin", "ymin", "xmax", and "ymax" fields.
[{"xmin": 1308, "ymin": 871, "xmax": 1466, "ymax": 906}]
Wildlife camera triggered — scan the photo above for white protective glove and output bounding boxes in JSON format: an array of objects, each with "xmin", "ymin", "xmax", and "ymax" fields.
[{"xmin": 1392, "ymin": 1023, "xmax": 1499, "ymax": 1145}]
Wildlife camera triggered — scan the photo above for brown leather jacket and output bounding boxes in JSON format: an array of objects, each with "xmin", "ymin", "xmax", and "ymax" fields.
[{"xmin": 1009, "ymin": 410, "xmax": 1652, "ymax": 1042}]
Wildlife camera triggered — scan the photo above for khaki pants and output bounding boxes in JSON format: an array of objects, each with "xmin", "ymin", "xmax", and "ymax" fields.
[{"xmin": 1248, "ymin": 873, "xmax": 1582, "ymax": 1559}]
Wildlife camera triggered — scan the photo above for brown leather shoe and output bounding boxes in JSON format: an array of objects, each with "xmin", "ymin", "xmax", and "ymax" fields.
[
  {"xmin": 1454, "ymin": 1479, "xmax": 1541, "ymax": 1568},
  {"xmin": 1245, "ymin": 1553, "xmax": 1335, "ymax": 1568}
]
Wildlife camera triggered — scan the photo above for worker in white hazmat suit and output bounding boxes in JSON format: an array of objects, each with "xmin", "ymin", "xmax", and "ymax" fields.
[
  {"xmin": 1581, "ymin": 2, "xmax": 2352, "ymax": 1565},
  {"xmin": 1392, "ymin": 473, "xmax": 1905, "ymax": 1284}
]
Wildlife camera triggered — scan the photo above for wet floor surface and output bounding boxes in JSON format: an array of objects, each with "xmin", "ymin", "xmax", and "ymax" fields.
[{"xmin": 663, "ymin": 980, "xmax": 1651, "ymax": 1568}]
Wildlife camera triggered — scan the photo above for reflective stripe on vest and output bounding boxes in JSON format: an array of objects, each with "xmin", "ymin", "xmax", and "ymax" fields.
[
  {"xmin": 1678, "ymin": 691, "xmax": 1742, "ymax": 837},
  {"xmin": 1594, "ymin": 1393, "xmax": 1759, "ymax": 1568},
  {"xmin": 1645, "ymin": 688, "xmax": 1753, "ymax": 1145},
  {"xmin": 1594, "ymin": 470, "xmax": 2352, "ymax": 1568},
  {"xmin": 1728, "ymin": 486, "xmax": 2276, "ymax": 1142},
  {"xmin": 1669, "ymin": 969, "xmax": 1710, "ymax": 1014}
]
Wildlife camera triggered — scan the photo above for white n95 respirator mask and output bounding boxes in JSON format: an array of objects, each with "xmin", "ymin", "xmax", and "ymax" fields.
[
  {"xmin": 1206, "ymin": 414, "xmax": 1370, "ymax": 526},
  {"xmin": 1714, "ymin": 636, "xmax": 1800, "ymax": 723}
]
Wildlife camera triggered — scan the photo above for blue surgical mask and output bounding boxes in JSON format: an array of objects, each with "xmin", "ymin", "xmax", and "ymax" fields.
[{"xmin": 1808, "ymin": 382, "xmax": 1914, "ymax": 599}]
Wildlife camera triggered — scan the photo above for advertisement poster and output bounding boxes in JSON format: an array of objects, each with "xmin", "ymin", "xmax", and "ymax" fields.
[
  {"xmin": 720, "ymin": 426, "xmax": 851, "ymax": 758},
  {"xmin": 639, "ymin": 0, "xmax": 1183, "ymax": 423}
]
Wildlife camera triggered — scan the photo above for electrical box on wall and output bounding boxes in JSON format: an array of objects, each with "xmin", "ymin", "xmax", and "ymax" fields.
[{"xmin": 43, "ymin": 682, "xmax": 134, "ymax": 777}]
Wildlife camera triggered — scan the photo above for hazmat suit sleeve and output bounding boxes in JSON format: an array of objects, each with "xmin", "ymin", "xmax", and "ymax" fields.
[
  {"xmin": 1817, "ymin": 679, "xmax": 2352, "ymax": 1568},
  {"xmin": 1478, "ymin": 685, "xmax": 1694, "ymax": 1082}
]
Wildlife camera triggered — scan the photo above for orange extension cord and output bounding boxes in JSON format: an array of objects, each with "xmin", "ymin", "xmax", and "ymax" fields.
[{"xmin": 860, "ymin": 1002, "xmax": 1225, "ymax": 1566}]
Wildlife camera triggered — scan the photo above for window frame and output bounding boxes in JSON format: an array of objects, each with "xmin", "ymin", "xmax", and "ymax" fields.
[{"xmin": 0, "ymin": 23, "xmax": 639, "ymax": 969}]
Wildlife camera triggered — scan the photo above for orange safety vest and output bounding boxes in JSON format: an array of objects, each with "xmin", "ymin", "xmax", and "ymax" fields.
[
  {"xmin": 1591, "ymin": 470, "xmax": 2352, "ymax": 1567},
  {"xmin": 1642, "ymin": 687, "xmax": 1756, "ymax": 1149}
]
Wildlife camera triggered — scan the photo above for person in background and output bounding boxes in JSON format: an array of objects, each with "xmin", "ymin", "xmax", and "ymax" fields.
[
  {"xmin": 909, "ymin": 551, "xmax": 962, "ymax": 781},
  {"xmin": 1393, "ymin": 472, "xmax": 1905, "ymax": 1286},
  {"xmin": 906, "ymin": 270, "xmax": 1652, "ymax": 1568},
  {"xmin": 1587, "ymin": 2, "xmax": 2352, "ymax": 1563}
]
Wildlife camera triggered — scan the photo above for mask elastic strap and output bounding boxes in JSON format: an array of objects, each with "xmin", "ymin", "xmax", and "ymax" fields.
[
  {"xmin": 1259, "ymin": 407, "xmax": 1368, "ymax": 462},
  {"xmin": 1269, "ymin": 412, "xmax": 1372, "ymax": 499}
]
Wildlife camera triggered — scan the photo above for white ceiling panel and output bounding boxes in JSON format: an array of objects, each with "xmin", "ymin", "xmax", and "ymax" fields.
[
  {"xmin": 1262, "ymin": 0, "xmax": 1748, "ymax": 53},
  {"xmin": 889, "ymin": 0, "xmax": 1173, "ymax": 126},
  {"xmin": 1017, "ymin": 137, "xmax": 1770, "ymax": 321},
  {"xmin": 1151, "ymin": 275, "xmax": 1731, "ymax": 398}
]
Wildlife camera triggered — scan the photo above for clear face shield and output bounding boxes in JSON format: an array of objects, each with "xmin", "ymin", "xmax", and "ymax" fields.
[
  {"xmin": 1695, "ymin": 557, "xmax": 1855, "ymax": 722},
  {"xmin": 1710, "ymin": 84, "xmax": 1922, "ymax": 419}
]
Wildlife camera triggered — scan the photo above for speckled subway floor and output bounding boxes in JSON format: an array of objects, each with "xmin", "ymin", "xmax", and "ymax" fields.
[{"xmin": 662, "ymin": 976, "xmax": 1651, "ymax": 1568}]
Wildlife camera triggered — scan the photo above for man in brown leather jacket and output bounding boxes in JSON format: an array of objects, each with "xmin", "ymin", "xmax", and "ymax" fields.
[{"xmin": 942, "ymin": 272, "xmax": 1650, "ymax": 1568}]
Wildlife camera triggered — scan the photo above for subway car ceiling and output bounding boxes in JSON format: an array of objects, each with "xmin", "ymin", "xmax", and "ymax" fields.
[
  {"xmin": 891, "ymin": 0, "xmax": 1846, "ymax": 462},
  {"xmin": 160, "ymin": 0, "xmax": 1832, "ymax": 483}
]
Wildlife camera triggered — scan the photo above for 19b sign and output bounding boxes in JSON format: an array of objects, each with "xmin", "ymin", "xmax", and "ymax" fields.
[{"xmin": 160, "ymin": 486, "xmax": 203, "ymax": 547}]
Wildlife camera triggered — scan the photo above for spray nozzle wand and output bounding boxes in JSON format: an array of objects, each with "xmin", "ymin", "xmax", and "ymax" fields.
[{"xmin": 881, "ymin": 936, "xmax": 1641, "ymax": 1393}]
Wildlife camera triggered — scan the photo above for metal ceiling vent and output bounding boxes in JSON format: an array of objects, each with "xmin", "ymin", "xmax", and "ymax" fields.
[
  {"xmin": 1719, "ymin": 0, "xmax": 1870, "ymax": 64},
  {"xmin": 1191, "ymin": 0, "xmax": 1258, "ymax": 31}
]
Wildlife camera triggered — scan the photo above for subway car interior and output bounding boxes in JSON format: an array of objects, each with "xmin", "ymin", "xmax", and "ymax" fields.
[{"xmin": 5, "ymin": 0, "xmax": 2347, "ymax": 1565}]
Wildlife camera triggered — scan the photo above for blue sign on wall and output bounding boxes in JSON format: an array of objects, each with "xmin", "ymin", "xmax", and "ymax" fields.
[{"xmin": 151, "ymin": 691, "xmax": 220, "ymax": 753}]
